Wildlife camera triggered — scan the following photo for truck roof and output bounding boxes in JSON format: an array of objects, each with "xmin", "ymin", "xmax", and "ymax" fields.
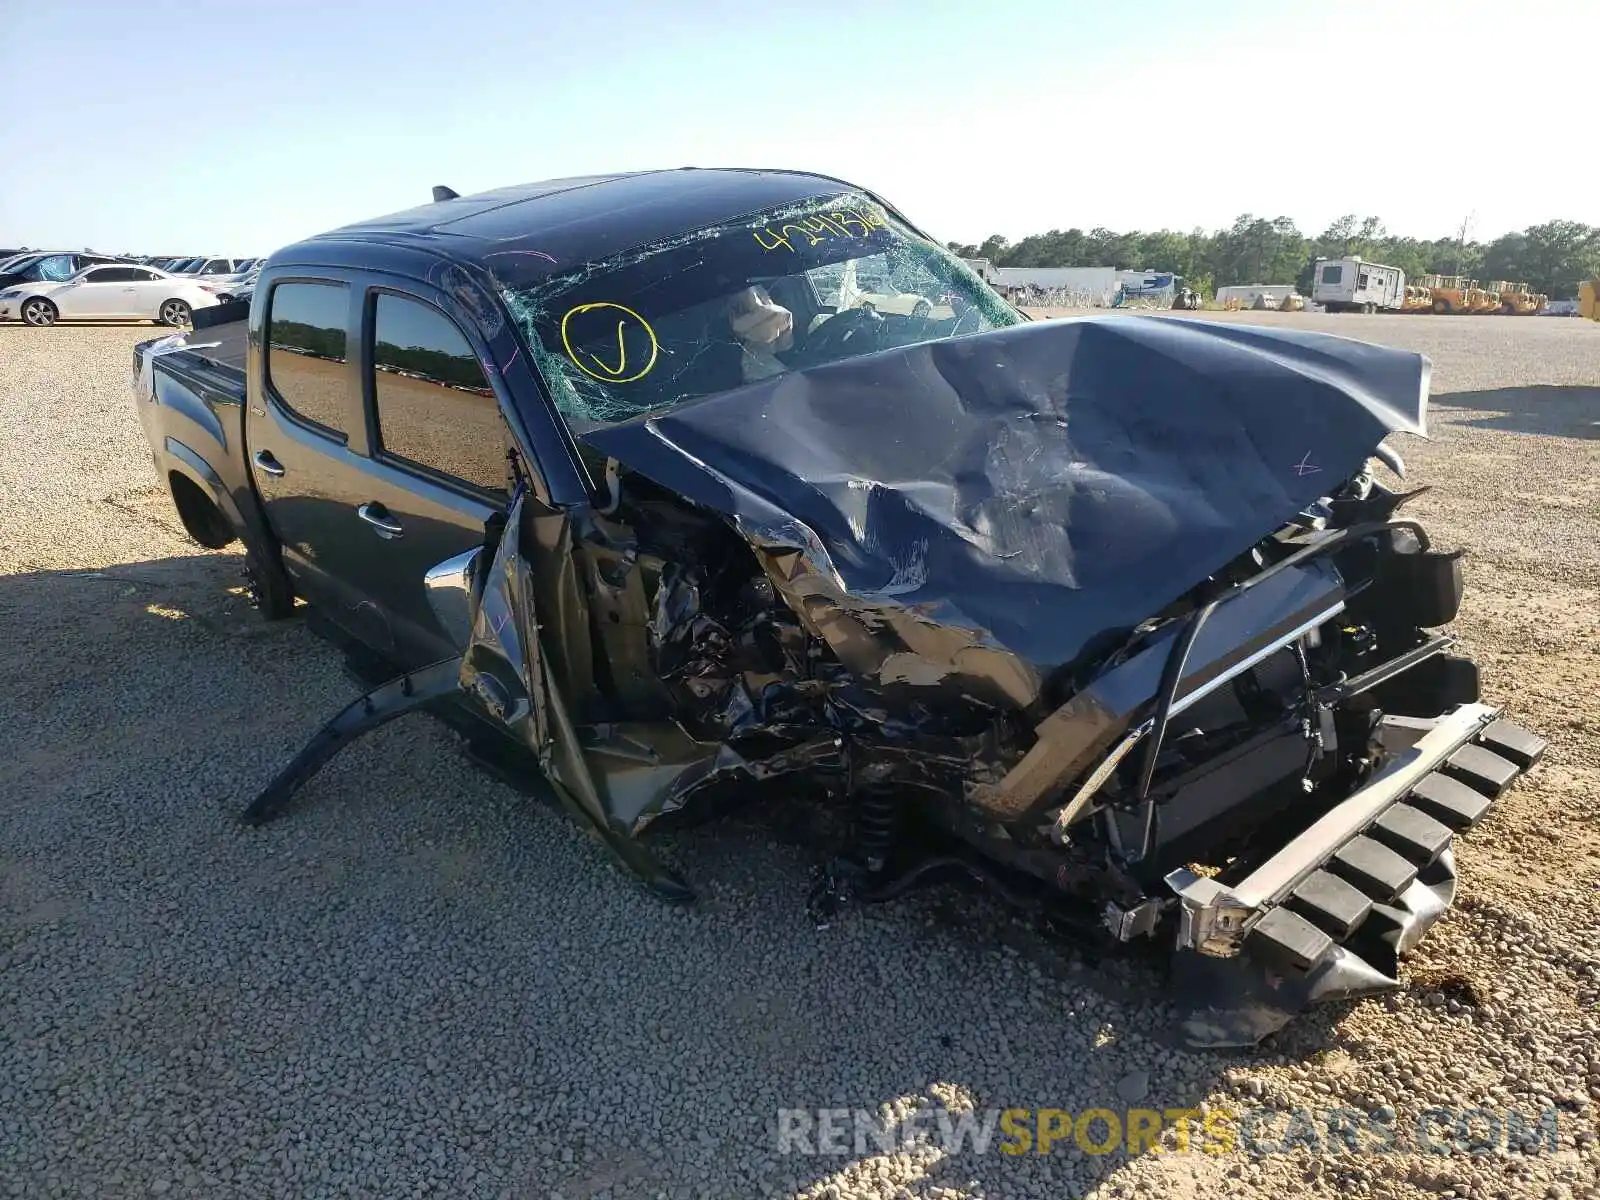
[{"xmin": 276, "ymin": 168, "xmax": 913, "ymax": 287}]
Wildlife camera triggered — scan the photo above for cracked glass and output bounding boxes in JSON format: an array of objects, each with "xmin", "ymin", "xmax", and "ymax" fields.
[{"xmin": 498, "ymin": 193, "xmax": 1022, "ymax": 426}]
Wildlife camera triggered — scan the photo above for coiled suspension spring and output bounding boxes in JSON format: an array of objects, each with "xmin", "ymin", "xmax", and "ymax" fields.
[{"xmin": 856, "ymin": 791, "xmax": 899, "ymax": 874}]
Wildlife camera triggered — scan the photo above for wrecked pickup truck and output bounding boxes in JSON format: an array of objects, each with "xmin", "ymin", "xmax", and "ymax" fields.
[{"xmin": 132, "ymin": 168, "xmax": 1545, "ymax": 1047}]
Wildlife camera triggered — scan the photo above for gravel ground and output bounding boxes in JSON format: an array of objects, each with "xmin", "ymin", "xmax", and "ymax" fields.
[{"xmin": 1, "ymin": 313, "xmax": 1597, "ymax": 1199}]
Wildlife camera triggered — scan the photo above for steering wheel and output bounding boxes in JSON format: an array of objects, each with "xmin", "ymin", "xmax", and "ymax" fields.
[{"xmin": 795, "ymin": 305, "xmax": 884, "ymax": 367}]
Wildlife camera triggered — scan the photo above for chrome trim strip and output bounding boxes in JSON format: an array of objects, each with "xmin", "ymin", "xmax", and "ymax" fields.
[
  {"xmin": 1228, "ymin": 702, "xmax": 1499, "ymax": 906},
  {"xmin": 1168, "ymin": 602, "xmax": 1345, "ymax": 719}
]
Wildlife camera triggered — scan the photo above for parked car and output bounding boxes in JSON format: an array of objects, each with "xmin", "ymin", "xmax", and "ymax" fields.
[
  {"xmin": 0, "ymin": 250, "xmax": 125, "ymax": 292},
  {"xmin": 169, "ymin": 256, "xmax": 252, "ymax": 277},
  {"xmin": 131, "ymin": 168, "xmax": 1543, "ymax": 1049},
  {"xmin": 198, "ymin": 266, "xmax": 261, "ymax": 303},
  {"xmin": 1, "ymin": 263, "xmax": 218, "ymax": 326}
]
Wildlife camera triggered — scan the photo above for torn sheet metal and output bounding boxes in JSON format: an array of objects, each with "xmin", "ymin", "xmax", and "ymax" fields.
[
  {"xmin": 583, "ymin": 315, "xmax": 1429, "ymax": 680},
  {"xmin": 452, "ymin": 493, "xmax": 697, "ymax": 899}
]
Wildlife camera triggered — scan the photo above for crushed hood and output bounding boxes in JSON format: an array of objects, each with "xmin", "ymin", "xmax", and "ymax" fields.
[{"xmin": 582, "ymin": 315, "xmax": 1429, "ymax": 677}]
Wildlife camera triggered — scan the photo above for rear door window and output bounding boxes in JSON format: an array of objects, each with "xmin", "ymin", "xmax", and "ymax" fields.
[
  {"xmin": 368, "ymin": 293, "xmax": 506, "ymax": 495},
  {"xmin": 265, "ymin": 282, "xmax": 351, "ymax": 438},
  {"xmin": 1321, "ymin": 264, "xmax": 1342, "ymax": 284}
]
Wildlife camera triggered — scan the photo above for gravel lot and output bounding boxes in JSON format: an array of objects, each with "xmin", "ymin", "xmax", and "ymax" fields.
[{"xmin": 1, "ymin": 313, "xmax": 1597, "ymax": 1199}]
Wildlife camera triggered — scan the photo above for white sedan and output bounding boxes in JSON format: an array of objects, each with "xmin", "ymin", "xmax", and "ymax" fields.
[{"xmin": 0, "ymin": 264, "xmax": 220, "ymax": 327}]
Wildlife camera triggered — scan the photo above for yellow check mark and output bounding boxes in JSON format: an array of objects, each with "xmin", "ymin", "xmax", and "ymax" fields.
[{"xmin": 585, "ymin": 320, "xmax": 629, "ymax": 377}]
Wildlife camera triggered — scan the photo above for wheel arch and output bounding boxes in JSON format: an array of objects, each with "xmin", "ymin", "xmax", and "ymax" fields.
[
  {"xmin": 158, "ymin": 296, "xmax": 194, "ymax": 325},
  {"xmin": 162, "ymin": 439, "xmax": 242, "ymax": 549},
  {"xmin": 161, "ymin": 435, "xmax": 296, "ymax": 616},
  {"xmin": 18, "ymin": 294, "xmax": 58, "ymax": 321}
]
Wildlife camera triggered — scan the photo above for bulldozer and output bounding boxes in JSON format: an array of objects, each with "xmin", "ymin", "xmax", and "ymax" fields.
[
  {"xmin": 1465, "ymin": 280, "xmax": 1501, "ymax": 313},
  {"xmin": 1400, "ymin": 284, "xmax": 1434, "ymax": 312},
  {"xmin": 1419, "ymin": 274, "xmax": 1473, "ymax": 314},
  {"xmin": 1490, "ymin": 281, "xmax": 1545, "ymax": 315}
]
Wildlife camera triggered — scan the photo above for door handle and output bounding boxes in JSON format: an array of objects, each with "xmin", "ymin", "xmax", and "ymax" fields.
[
  {"xmin": 252, "ymin": 449, "xmax": 286, "ymax": 477},
  {"xmin": 357, "ymin": 502, "xmax": 404, "ymax": 539}
]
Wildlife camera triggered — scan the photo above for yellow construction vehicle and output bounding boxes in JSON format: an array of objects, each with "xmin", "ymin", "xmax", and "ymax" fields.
[
  {"xmin": 1400, "ymin": 284, "xmax": 1434, "ymax": 312},
  {"xmin": 1580, "ymin": 279, "xmax": 1599, "ymax": 320},
  {"xmin": 1464, "ymin": 280, "xmax": 1501, "ymax": 313},
  {"xmin": 1491, "ymin": 282, "xmax": 1544, "ymax": 315},
  {"xmin": 1420, "ymin": 274, "xmax": 1472, "ymax": 313}
]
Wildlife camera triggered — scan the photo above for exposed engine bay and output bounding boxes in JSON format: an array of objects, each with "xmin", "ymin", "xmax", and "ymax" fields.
[{"xmin": 240, "ymin": 316, "xmax": 1545, "ymax": 1047}]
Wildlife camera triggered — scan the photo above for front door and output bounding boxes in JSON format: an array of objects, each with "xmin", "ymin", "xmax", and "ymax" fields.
[
  {"xmin": 341, "ymin": 288, "xmax": 510, "ymax": 665},
  {"xmin": 61, "ymin": 266, "xmax": 130, "ymax": 317}
]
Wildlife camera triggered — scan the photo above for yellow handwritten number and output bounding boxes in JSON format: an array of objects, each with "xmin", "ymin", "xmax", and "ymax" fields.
[{"xmin": 559, "ymin": 302, "xmax": 659, "ymax": 384}]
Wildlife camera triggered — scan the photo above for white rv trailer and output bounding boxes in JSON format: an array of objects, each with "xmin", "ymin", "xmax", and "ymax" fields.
[{"xmin": 1311, "ymin": 257, "xmax": 1406, "ymax": 313}]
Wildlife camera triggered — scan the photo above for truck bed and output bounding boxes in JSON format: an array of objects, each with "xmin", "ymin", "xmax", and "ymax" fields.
[
  {"xmin": 180, "ymin": 312, "xmax": 249, "ymax": 374},
  {"xmin": 135, "ymin": 315, "xmax": 247, "ymax": 404}
]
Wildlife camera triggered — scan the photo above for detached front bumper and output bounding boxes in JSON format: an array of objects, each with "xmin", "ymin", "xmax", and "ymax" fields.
[{"xmin": 1166, "ymin": 702, "xmax": 1545, "ymax": 1048}]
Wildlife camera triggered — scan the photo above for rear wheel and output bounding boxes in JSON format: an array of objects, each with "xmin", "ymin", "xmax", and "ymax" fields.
[
  {"xmin": 1432, "ymin": 298, "xmax": 1450, "ymax": 314},
  {"xmin": 1363, "ymin": 302, "xmax": 1376, "ymax": 314},
  {"xmin": 241, "ymin": 542, "xmax": 296, "ymax": 620},
  {"xmin": 20, "ymin": 298, "xmax": 57, "ymax": 327},
  {"xmin": 911, "ymin": 299, "xmax": 931, "ymax": 319},
  {"xmin": 159, "ymin": 298, "xmax": 192, "ymax": 327}
]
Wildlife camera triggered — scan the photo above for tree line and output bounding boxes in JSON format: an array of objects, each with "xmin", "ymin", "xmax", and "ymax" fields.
[
  {"xmin": 269, "ymin": 323, "xmax": 489, "ymax": 393},
  {"xmin": 948, "ymin": 216, "xmax": 1600, "ymax": 299}
]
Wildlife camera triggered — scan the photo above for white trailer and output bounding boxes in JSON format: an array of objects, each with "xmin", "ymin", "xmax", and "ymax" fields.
[{"xmin": 1311, "ymin": 257, "xmax": 1406, "ymax": 313}]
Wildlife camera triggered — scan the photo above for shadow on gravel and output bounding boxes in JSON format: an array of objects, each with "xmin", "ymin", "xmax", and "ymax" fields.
[
  {"xmin": 1434, "ymin": 385, "xmax": 1600, "ymax": 439},
  {"xmin": 1, "ymin": 553, "xmax": 1355, "ymax": 1198}
]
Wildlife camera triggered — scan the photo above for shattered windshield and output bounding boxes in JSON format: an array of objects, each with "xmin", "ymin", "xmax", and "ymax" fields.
[{"xmin": 500, "ymin": 193, "xmax": 1021, "ymax": 425}]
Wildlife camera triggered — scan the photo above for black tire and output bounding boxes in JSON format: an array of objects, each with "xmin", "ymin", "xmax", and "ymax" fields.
[
  {"xmin": 1432, "ymin": 298, "xmax": 1450, "ymax": 315},
  {"xmin": 20, "ymin": 297, "xmax": 57, "ymax": 327},
  {"xmin": 911, "ymin": 299, "xmax": 931, "ymax": 319},
  {"xmin": 159, "ymin": 298, "xmax": 192, "ymax": 327},
  {"xmin": 241, "ymin": 542, "xmax": 296, "ymax": 620}
]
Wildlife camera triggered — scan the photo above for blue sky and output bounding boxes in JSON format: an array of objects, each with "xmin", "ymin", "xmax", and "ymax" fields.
[{"xmin": 1, "ymin": 0, "xmax": 1592, "ymax": 255}]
